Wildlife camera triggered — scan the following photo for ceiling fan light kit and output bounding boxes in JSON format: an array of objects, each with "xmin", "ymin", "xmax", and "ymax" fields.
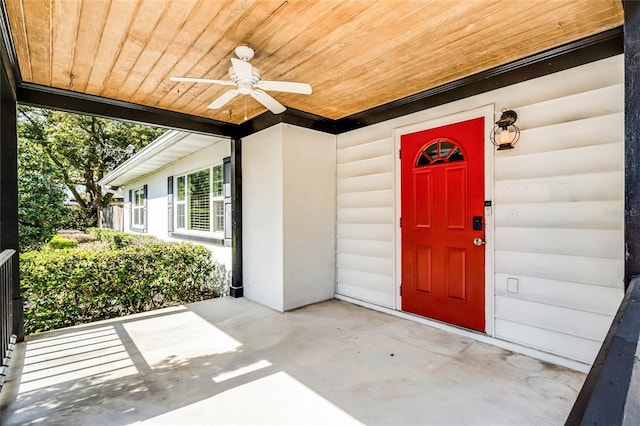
[{"xmin": 170, "ymin": 45, "xmax": 312, "ymax": 115}]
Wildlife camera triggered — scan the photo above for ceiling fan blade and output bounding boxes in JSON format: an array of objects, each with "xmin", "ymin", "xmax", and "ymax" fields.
[
  {"xmin": 230, "ymin": 58, "xmax": 253, "ymax": 80},
  {"xmin": 170, "ymin": 76, "xmax": 235, "ymax": 86},
  {"xmin": 256, "ymin": 80, "xmax": 312, "ymax": 95},
  {"xmin": 207, "ymin": 89, "xmax": 239, "ymax": 109},
  {"xmin": 250, "ymin": 89, "xmax": 286, "ymax": 114}
]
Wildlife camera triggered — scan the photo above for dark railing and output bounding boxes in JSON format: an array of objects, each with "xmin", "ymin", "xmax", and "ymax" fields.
[
  {"xmin": 566, "ymin": 277, "xmax": 640, "ymax": 425},
  {"xmin": 0, "ymin": 249, "xmax": 16, "ymax": 391}
]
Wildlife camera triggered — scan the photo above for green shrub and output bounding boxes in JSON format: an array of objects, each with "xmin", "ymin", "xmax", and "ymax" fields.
[
  {"xmin": 86, "ymin": 227, "xmax": 156, "ymax": 249},
  {"xmin": 59, "ymin": 207, "xmax": 94, "ymax": 232},
  {"xmin": 21, "ymin": 242, "xmax": 228, "ymax": 334},
  {"xmin": 19, "ymin": 206, "xmax": 95, "ymax": 252},
  {"xmin": 48, "ymin": 235, "xmax": 78, "ymax": 249}
]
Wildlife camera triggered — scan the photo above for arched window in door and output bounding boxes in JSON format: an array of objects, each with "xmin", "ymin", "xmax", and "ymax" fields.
[{"xmin": 416, "ymin": 140, "xmax": 464, "ymax": 167}]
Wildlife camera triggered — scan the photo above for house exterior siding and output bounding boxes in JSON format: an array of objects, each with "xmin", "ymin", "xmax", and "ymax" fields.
[
  {"xmin": 123, "ymin": 138, "xmax": 232, "ymax": 270},
  {"xmin": 335, "ymin": 55, "xmax": 624, "ymax": 364}
]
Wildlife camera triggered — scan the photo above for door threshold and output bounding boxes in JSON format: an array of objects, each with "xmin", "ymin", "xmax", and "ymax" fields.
[{"xmin": 335, "ymin": 294, "xmax": 590, "ymax": 373}]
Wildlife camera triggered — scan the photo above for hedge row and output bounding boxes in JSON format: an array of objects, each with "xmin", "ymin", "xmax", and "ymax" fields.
[
  {"xmin": 21, "ymin": 240, "xmax": 229, "ymax": 334},
  {"xmin": 85, "ymin": 227, "xmax": 156, "ymax": 249}
]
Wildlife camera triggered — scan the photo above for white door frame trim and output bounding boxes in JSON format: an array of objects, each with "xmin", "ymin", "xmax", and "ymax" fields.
[{"xmin": 392, "ymin": 104, "xmax": 496, "ymax": 336}]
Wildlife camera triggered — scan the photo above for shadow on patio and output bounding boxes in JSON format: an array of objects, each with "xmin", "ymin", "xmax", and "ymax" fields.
[{"xmin": 0, "ymin": 298, "xmax": 585, "ymax": 425}]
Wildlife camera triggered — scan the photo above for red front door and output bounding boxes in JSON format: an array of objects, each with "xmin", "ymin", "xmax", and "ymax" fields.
[{"xmin": 401, "ymin": 118, "xmax": 485, "ymax": 332}]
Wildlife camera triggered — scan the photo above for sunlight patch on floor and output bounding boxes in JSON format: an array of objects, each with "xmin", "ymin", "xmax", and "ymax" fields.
[
  {"xmin": 25, "ymin": 327, "xmax": 116, "ymax": 351},
  {"xmin": 212, "ymin": 360, "xmax": 272, "ymax": 383},
  {"xmin": 123, "ymin": 310, "xmax": 242, "ymax": 369},
  {"xmin": 19, "ymin": 326, "xmax": 138, "ymax": 394},
  {"xmin": 133, "ymin": 371, "xmax": 363, "ymax": 425}
]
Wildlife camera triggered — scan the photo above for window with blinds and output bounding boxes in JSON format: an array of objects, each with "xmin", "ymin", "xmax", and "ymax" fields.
[
  {"xmin": 174, "ymin": 164, "xmax": 224, "ymax": 235},
  {"xmin": 188, "ymin": 169, "xmax": 210, "ymax": 231}
]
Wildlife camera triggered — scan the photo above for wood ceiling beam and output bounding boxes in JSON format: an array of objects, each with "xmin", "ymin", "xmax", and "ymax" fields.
[
  {"xmin": 17, "ymin": 82, "xmax": 236, "ymax": 137},
  {"xmin": 235, "ymin": 107, "xmax": 336, "ymax": 138}
]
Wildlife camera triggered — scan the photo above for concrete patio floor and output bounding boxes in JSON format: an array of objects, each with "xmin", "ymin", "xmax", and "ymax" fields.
[{"xmin": 0, "ymin": 297, "xmax": 585, "ymax": 425}]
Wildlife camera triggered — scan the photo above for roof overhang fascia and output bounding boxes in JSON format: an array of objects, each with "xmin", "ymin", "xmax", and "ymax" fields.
[{"xmin": 98, "ymin": 130, "xmax": 191, "ymax": 187}]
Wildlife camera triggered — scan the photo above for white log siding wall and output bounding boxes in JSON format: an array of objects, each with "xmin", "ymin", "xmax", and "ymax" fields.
[
  {"xmin": 335, "ymin": 55, "xmax": 624, "ymax": 364},
  {"xmin": 336, "ymin": 138, "xmax": 396, "ymax": 307}
]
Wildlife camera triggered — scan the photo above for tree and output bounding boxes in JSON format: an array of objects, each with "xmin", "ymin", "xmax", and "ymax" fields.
[
  {"xmin": 18, "ymin": 139, "xmax": 69, "ymax": 250},
  {"xmin": 18, "ymin": 106, "xmax": 165, "ymax": 225}
]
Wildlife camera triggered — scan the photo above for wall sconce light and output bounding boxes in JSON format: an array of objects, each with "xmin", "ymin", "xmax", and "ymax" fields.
[{"xmin": 490, "ymin": 109, "xmax": 520, "ymax": 151}]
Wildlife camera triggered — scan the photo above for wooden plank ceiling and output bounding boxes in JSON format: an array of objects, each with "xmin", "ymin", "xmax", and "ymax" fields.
[{"xmin": 5, "ymin": 0, "xmax": 624, "ymax": 124}]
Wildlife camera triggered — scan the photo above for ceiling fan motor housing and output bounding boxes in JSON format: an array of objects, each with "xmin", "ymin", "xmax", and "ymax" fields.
[{"xmin": 229, "ymin": 66, "xmax": 261, "ymax": 85}]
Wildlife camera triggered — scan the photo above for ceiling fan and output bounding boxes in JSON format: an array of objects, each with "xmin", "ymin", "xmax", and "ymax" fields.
[{"xmin": 170, "ymin": 45, "xmax": 312, "ymax": 114}]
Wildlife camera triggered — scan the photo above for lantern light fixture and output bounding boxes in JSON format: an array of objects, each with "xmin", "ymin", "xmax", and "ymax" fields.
[{"xmin": 490, "ymin": 109, "xmax": 520, "ymax": 151}]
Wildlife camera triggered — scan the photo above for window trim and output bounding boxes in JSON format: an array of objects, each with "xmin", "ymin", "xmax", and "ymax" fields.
[
  {"xmin": 131, "ymin": 186, "xmax": 146, "ymax": 230},
  {"xmin": 173, "ymin": 164, "xmax": 225, "ymax": 239}
]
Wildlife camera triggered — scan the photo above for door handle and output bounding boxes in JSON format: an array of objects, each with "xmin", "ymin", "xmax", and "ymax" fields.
[{"xmin": 473, "ymin": 237, "xmax": 486, "ymax": 246}]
